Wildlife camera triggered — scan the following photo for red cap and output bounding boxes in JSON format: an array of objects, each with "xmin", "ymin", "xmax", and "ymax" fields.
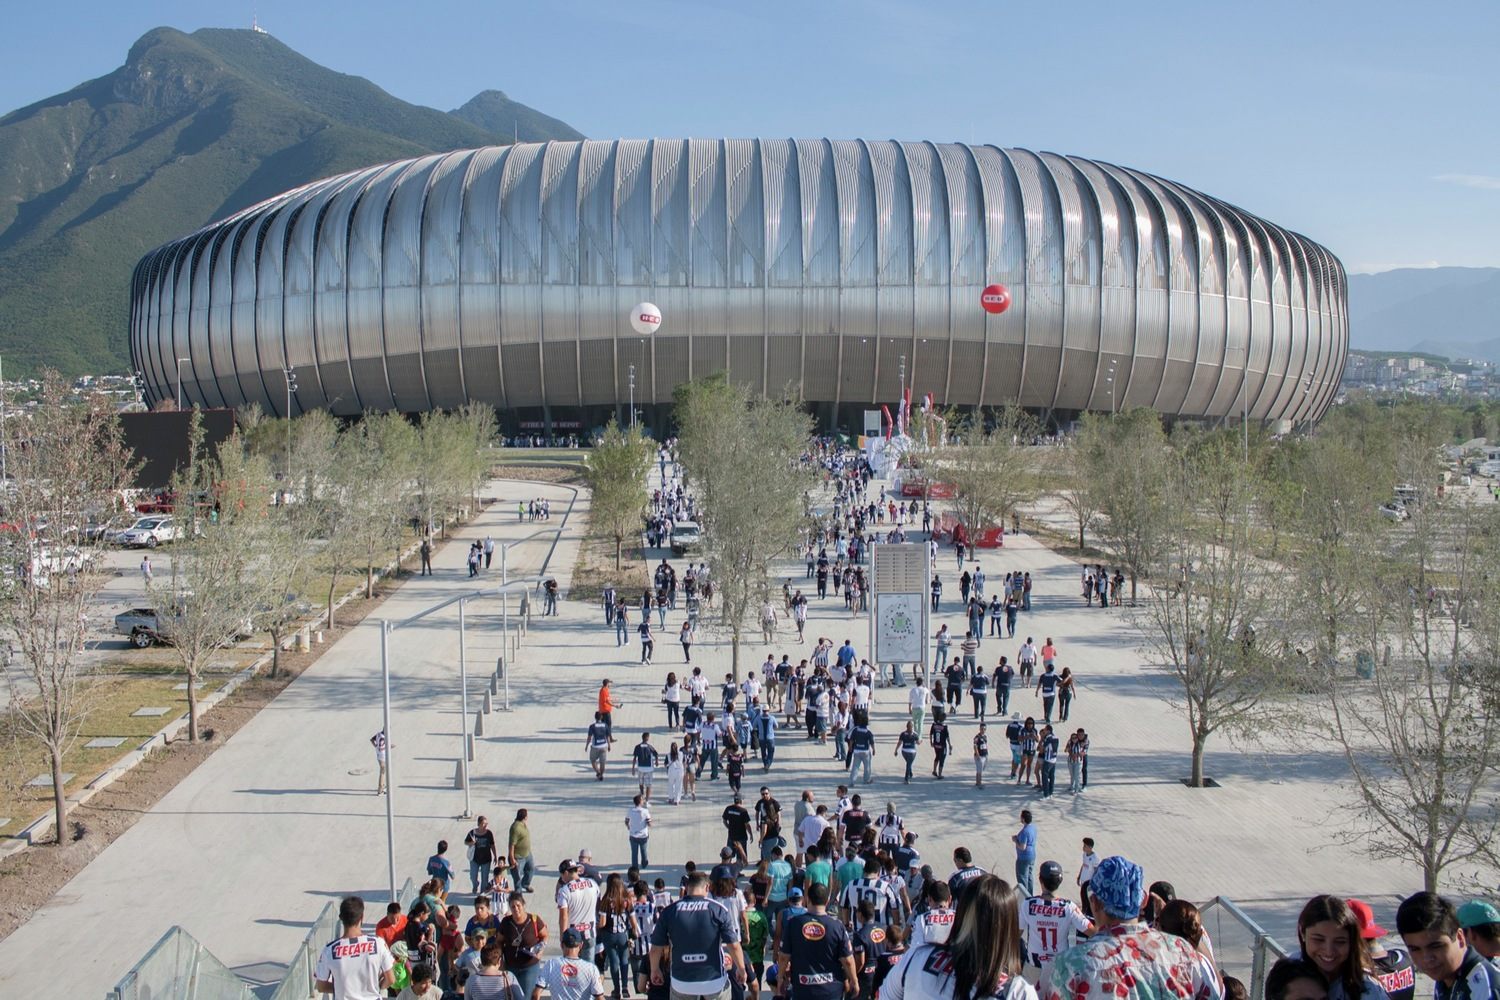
[{"xmin": 1347, "ymin": 898, "xmax": 1386, "ymax": 939}]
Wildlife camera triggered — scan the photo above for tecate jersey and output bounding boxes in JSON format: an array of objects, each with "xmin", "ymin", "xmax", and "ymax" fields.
[
  {"xmin": 314, "ymin": 934, "xmax": 394, "ymax": 1000},
  {"xmin": 555, "ymin": 878, "xmax": 600, "ymax": 933},
  {"xmin": 883, "ymin": 944, "xmax": 1037, "ymax": 1000},
  {"xmin": 1020, "ymin": 895, "xmax": 1090, "ymax": 964},
  {"xmin": 909, "ymin": 907, "xmax": 956, "ymax": 947}
]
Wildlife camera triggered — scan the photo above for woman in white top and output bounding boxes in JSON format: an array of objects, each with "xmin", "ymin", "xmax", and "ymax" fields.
[
  {"xmin": 662, "ymin": 672, "xmax": 682, "ymax": 728},
  {"xmin": 883, "ymin": 874, "xmax": 1036, "ymax": 1000},
  {"xmin": 665, "ymin": 743, "xmax": 685, "ymax": 805}
]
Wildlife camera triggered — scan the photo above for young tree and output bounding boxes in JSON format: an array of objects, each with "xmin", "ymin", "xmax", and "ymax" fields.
[
  {"xmin": 1323, "ymin": 490, "xmax": 1500, "ymax": 891},
  {"xmin": 1136, "ymin": 453, "xmax": 1297, "ymax": 787},
  {"xmin": 256, "ymin": 497, "xmax": 319, "ymax": 679},
  {"xmin": 1051, "ymin": 415, "xmax": 1104, "ymax": 550},
  {"xmin": 1088, "ymin": 409, "xmax": 1172, "ymax": 603},
  {"xmin": 675, "ymin": 376, "xmax": 815, "ymax": 679},
  {"xmin": 0, "ymin": 373, "xmax": 137, "ymax": 842},
  {"xmin": 155, "ymin": 422, "xmax": 281, "ymax": 742},
  {"xmin": 326, "ymin": 412, "xmax": 415, "ymax": 615},
  {"xmin": 933, "ymin": 409, "xmax": 1039, "ymax": 539},
  {"xmin": 583, "ymin": 418, "xmax": 654, "ymax": 569}
]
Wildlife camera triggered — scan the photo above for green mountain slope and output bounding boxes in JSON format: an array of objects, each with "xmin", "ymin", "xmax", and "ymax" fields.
[
  {"xmin": 0, "ymin": 26, "xmax": 582, "ymax": 376},
  {"xmin": 451, "ymin": 89, "xmax": 583, "ymax": 143}
]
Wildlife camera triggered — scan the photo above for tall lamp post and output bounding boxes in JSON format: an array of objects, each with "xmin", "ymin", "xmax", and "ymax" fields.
[
  {"xmin": 1106, "ymin": 359, "xmax": 1118, "ymax": 415},
  {"xmin": 176, "ymin": 357, "xmax": 190, "ymax": 410},
  {"xmin": 628, "ymin": 364, "xmax": 636, "ymax": 431},
  {"xmin": 283, "ymin": 367, "xmax": 298, "ymax": 490}
]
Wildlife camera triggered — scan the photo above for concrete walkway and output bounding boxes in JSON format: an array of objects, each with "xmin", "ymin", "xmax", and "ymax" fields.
[{"xmin": 5, "ymin": 472, "xmax": 1421, "ymax": 998}]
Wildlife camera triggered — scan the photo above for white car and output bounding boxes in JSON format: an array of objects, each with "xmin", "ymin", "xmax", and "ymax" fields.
[
  {"xmin": 1379, "ymin": 502, "xmax": 1410, "ymax": 522},
  {"xmin": 670, "ymin": 522, "xmax": 702, "ymax": 556},
  {"xmin": 118, "ymin": 516, "xmax": 179, "ymax": 548}
]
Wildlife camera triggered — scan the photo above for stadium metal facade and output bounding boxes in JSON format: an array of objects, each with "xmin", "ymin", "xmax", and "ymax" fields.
[{"xmin": 129, "ymin": 139, "xmax": 1348, "ymax": 431}]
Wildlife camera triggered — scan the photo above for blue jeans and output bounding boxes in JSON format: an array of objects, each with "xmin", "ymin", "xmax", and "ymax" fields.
[
  {"xmin": 892, "ymin": 663, "xmax": 906, "ymax": 685},
  {"xmin": 834, "ymin": 729, "xmax": 846, "ymax": 762},
  {"xmin": 1016, "ymin": 859, "xmax": 1035, "ymax": 895},
  {"xmin": 972, "ymin": 692, "xmax": 987, "ymax": 719},
  {"xmin": 760, "ymin": 741, "xmax": 776, "ymax": 768},
  {"xmin": 601, "ymin": 930, "xmax": 630, "ymax": 994},
  {"xmin": 513, "ymin": 854, "xmax": 535, "ymax": 891},
  {"xmin": 697, "ymin": 745, "xmax": 721, "ymax": 779},
  {"xmin": 630, "ymin": 836, "xmax": 649, "ymax": 868},
  {"xmin": 1041, "ymin": 762, "xmax": 1057, "ymax": 797},
  {"xmin": 934, "ymin": 646, "xmax": 949, "ymax": 671},
  {"xmin": 996, "ymin": 686, "xmax": 1010, "ymax": 715},
  {"xmin": 511, "ymin": 963, "xmax": 541, "ymax": 1000}
]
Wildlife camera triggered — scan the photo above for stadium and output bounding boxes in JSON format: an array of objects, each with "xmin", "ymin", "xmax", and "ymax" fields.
[{"xmin": 129, "ymin": 139, "xmax": 1347, "ymax": 433}]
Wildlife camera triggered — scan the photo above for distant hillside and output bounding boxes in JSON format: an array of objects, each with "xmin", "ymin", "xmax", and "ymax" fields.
[
  {"xmin": 1348, "ymin": 266, "xmax": 1500, "ymax": 360},
  {"xmin": 0, "ymin": 26, "xmax": 581, "ymax": 376},
  {"xmin": 451, "ymin": 89, "xmax": 582, "ymax": 143}
]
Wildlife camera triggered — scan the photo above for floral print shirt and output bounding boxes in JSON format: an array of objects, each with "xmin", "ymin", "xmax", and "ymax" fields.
[{"xmin": 1039, "ymin": 922, "xmax": 1222, "ymax": 1000}]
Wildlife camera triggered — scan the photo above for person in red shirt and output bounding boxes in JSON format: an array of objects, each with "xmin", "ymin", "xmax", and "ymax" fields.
[
  {"xmin": 376, "ymin": 902, "xmax": 407, "ymax": 949},
  {"xmin": 598, "ymin": 679, "xmax": 618, "ymax": 744}
]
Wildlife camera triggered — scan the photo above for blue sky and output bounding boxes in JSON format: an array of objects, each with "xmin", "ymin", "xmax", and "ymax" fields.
[{"xmin": 4, "ymin": 1, "xmax": 1496, "ymax": 274}]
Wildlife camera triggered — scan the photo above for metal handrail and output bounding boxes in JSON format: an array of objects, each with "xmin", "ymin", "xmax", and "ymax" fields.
[{"xmin": 1198, "ymin": 895, "xmax": 1289, "ymax": 1000}]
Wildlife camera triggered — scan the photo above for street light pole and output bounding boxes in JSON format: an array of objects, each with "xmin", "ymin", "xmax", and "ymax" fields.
[
  {"xmin": 284, "ymin": 368, "xmax": 298, "ymax": 491},
  {"xmin": 176, "ymin": 357, "xmax": 190, "ymax": 410},
  {"xmin": 628, "ymin": 364, "xmax": 636, "ymax": 431},
  {"xmin": 458, "ymin": 598, "xmax": 471, "ymax": 818},
  {"xmin": 379, "ymin": 619, "xmax": 397, "ymax": 903}
]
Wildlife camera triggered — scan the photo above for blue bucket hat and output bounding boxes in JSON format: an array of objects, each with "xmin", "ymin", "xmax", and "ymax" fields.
[{"xmin": 1089, "ymin": 855, "xmax": 1145, "ymax": 919}]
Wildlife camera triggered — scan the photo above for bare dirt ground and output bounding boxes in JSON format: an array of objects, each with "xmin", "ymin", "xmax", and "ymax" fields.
[{"xmin": 0, "ymin": 578, "xmax": 407, "ymax": 943}]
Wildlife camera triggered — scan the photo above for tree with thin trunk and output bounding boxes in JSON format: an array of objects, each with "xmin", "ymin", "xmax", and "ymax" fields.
[
  {"xmin": 1322, "ymin": 481, "xmax": 1500, "ymax": 892},
  {"xmin": 933, "ymin": 409, "xmax": 1039, "ymax": 541},
  {"xmin": 1051, "ymin": 415, "xmax": 1104, "ymax": 550},
  {"xmin": 675, "ymin": 376, "xmax": 815, "ymax": 679},
  {"xmin": 1136, "ymin": 450, "xmax": 1297, "ymax": 787},
  {"xmin": 0, "ymin": 373, "xmax": 137, "ymax": 842},
  {"xmin": 154, "ymin": 421, "xmax": 280, "ymax": 743},
  {"xmin": 583, "ymin": 418, "xmax": 654, "ymax": 570},
  {"xmin": 327, "ymin": 413, "xmax": 415, "ymax": 610},
  {"xmin": 1088, "ymin": 409, "xmax": 1172, "ymax": 604}
]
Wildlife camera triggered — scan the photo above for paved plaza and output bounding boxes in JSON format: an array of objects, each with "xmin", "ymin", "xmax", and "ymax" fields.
[{"xmin": 1, "ymin": 474, "xmax": 1419, "ymax": 998}]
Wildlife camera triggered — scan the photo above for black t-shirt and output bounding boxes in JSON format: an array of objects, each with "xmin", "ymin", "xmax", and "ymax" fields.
[
  {"xmin": 945, "ymin": 664, "xmax": 965, "ymax": 688},
  {"xmin": 898, "ymin": 731, "xmax": 920, "ymax": 753},
  {"xmin": 974, "ymin": 733, "xmax": 989, "ymax": 756},
  {"xmin": 1039, "ymin": 673, "xmax": 1059, "ymax": 696},
  {"xmin": 970, "ymin": 672, "xmax": 989, "ymax": 693},
  {"xmin": 467, "ymin": 828, "xmax": 496, "ymax": 865},
  {"xmin": 947, "ymin": 865, "xmax": 985, "ymax": 898},
  {"xmin": 756, "ymin": 797, "xmax": 782, "ymax": 838},
  {"xmin": 841, "ymin": 808, "xmax": 870, "ymax": 839},
  {"xmin": 1005, "ymin": 721, "xmax": 1024, "ymax": 745},
  {"xmin": 780, "ymin": 912, "xmax": 852, "ymax": 1000},
  {"xmin": 855, "ymin": 924, "xmax": 888, "ymax": 975},
  {"xmin": 633, "ymin": 742, "xmax": 659, "ymax": 768},
  {"xmin": 929, "ymin": 723, "xmax": 950, "ymax": 751},
  {"xmin": 849, "ymin": 727, "xmax": 874, "ymax": 752},
  {"xmin": 723, "ymin": 805, "xmax": 752, "ymax": 842}
]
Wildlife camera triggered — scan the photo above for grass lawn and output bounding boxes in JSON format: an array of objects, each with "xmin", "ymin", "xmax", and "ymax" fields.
[{"xmin": 0, "ymin": 674, "xmax": 221, "ymax": 839}]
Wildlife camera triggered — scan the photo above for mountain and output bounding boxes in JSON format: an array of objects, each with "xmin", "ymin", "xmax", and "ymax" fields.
[
  {"xmin": 451, "ymin": 90, "xmax": 582, "ymax": 144},
  {"xmin": 0, "ymin": 26, "xmax": 581, "ymax": 376},
  {"xmin": 1348, "ymin": 266, "xmax": 1500, "ymax": 360}
]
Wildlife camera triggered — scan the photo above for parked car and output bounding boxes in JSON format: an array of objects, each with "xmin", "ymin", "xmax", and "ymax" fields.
[
  {"xmin": 115, "ymin": 607, "xmax": 170, "ymax": 647},
  {"xmin": 1379, "ymin": 502, "xmax": 1410, "ymax": 522},
  {"xmin": 670, "ymin": 521, "xmax": 702, "ymax": 556},
  {"xmin": 117, "ymin": 515, "xmax": 179, "ymax": 548},
  {"xmin": 86, "ymin": 513, "xmax": 136, "ymax": 543}
]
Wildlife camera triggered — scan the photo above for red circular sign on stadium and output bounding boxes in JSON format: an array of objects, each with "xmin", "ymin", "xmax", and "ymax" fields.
[{"xmin": 980, "ymin": 284, "xmax": 1011, "ymax": 314}]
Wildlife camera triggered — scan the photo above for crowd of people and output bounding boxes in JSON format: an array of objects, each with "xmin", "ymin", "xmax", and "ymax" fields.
[
  {"xmin": 310, "ymin": 438, "xmax": 1500, "ymax": 1000},
  {"xmin": 316, "ymin": 798, "xmax": 1500, "ymax": 1000}
]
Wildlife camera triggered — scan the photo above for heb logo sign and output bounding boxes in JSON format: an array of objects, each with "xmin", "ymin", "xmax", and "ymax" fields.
[
  {"xmin": 638, "ymin": 313, "xmax": 661, "ymax": 326},
  {"xmin": 980, "ymin": 284, "xmax": 1011, "ymax": 314}
]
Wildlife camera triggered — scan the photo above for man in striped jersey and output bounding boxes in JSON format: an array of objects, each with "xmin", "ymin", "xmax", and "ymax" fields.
[{"xmin": 838, "ymin": 857, "xmax": 902, "ymax": 933}]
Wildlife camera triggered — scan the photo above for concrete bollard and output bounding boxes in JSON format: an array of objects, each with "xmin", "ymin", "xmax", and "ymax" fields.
[
  {"xmin": 490, "ymin": 673, "xmax": 498, "ymax": 696},
  {"xmin": 467, "ymin": 734, "xmax": 475, "ymax": 762},
  {"xmin": 484, "ymin": 690, "xmax": 493, "ymax": 714},
  {"xmin": 314, "ymin": 630, "xmax": 324, "ymax": 644},
  {"xmin": 298, "ymin": 627, "xmax": 311, "ymax": 653},
  {"xmin": 474, "ymin": 709, "xmax": 485, "ymax": 738},
  {"xmin": 454, "ymin": 760, "xmax": 466, "ymax": 789}
]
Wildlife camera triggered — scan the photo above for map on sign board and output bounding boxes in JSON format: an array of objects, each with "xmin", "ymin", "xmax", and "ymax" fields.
[{"xmin": 875, "ymin": 593, "xmax": 924, "ymax": 663}]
